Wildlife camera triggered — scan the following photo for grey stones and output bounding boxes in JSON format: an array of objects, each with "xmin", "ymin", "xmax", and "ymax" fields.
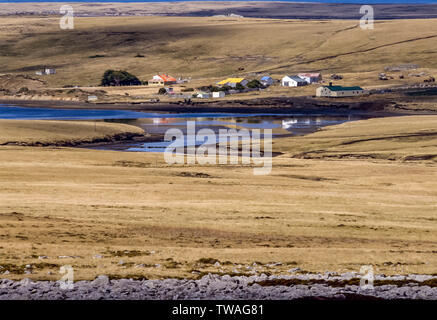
[
  {"xmin": 0, "ymin": 273, "xmax": 436, "ymax": 300},
  {"xmin": 91, "ymin": 275, "xmax": 110, "ymax": 287}
]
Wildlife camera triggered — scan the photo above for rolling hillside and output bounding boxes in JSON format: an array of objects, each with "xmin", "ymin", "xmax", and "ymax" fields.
[{"xmin": 0, "ymin": 16, "xmax": 436, "ymax": 88}]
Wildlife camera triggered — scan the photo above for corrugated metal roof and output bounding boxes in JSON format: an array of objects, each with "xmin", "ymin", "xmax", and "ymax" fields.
[
  {"xmin": 217, "ymin": 78, "xmax": 245, "ymax": 85},
  {"xmin": 155, "ymin": 74, "xmax": 177, "ymax": 82},
  {"xmin": 298, "ymin": 73, "xmax": 321, "ymax": 78},
  {"xmin": 325, "ymin": 85, "xmax": 363, "ymax": 91},
  {"xmin": 285, "ymin": 76, "xmax": 306, "ymax": 83}
]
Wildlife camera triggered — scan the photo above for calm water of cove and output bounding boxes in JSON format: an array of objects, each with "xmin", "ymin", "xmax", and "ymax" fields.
[{"xmin": 0, "ymin": 105, "xmax": 372, "ymax": 152}]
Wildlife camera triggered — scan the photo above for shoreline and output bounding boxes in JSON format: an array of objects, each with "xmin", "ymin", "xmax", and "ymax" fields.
[
  {"xmin": 0, "ymin": 119, "xmax": 150, "ymax": 148},
  {"xmin": 0, "ymin": 97, "xmax": 410, "ymax": 150},
  {"xmin": 2, "ymin": 97, "xmax": 436, "ymax": 151},
  {"xmin": 0, "ymin": 132, "xmax": 152, "ymax": 149},
  {"xmin": 0, "ymin": 97, "xmax": 423, "ymax": 117}
]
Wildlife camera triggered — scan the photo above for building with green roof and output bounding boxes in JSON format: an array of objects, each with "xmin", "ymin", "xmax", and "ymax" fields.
[{"xmin": 316, "ymin": 83, "xmax": 368, "ymax": 97}]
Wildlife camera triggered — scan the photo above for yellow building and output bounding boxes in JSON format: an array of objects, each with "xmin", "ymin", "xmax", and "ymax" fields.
[{"xmin": 217, "ymin": 78, "xmax": 248, "ymax": 88}]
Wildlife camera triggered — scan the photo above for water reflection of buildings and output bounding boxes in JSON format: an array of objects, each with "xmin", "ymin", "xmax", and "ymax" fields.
[
  {"xmin": 151, "ymin": 118, "xmax": 180, "ymax": 124},
  {"xmin": 151, "ymin": 117, "xmax": 214, "ymax": 125},
  {"xmin": 281, "ymin": 117, "xmax": 324, "ymax": 129}
]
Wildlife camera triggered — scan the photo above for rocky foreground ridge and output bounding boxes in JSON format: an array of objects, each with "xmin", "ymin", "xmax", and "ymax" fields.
[{"xmin": 1, "ymin": 272, "xmax": 436, "ymax": 300}]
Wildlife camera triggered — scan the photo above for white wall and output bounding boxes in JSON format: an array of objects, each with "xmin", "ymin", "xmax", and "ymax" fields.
[
  {"xmin": 316, "ymin": 87, "xmax": 366, "ymax": 97},
  {"xmin": 213, "ymin": 91, "xmax": 225, "ymax": 98},
  {"xmin": 282, "ymin": 76, "xmax": 307, "ymax": 87}
]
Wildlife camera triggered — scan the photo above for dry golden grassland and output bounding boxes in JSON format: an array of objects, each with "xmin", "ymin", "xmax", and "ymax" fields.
[
  {"xmin": 0, "ymin": 116, "xmax": 436, "ymax": 280},
  {"xmin": 273, "ymin": 115, "xmax": 437, "ymax": 161},
  {"xmin": 0, "ymin": 120, "xmax": 145, "ymax": 146},
  {"xmin": 1, "ymin": 16, "xmax": 437, "ymax": 101}
]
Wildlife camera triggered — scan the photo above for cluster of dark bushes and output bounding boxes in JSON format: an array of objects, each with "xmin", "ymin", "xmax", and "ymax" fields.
[
  {"xmin": 101, "ymin": 70, "xmax": 142, "ymax": 86},
  {"xmin": 195, "ymin": 79, "xmax": 263, "ymax": 93},
  {"xmin": 196, "ymin": 85, "xmax": 230, "ymax": 92},
  {"xmin": 246, "ymin": 79, "xmax": 262, "ymax": 89},
  {"xmin": 89, "ymin": 54, "xmax": 105, "ymax": 59},
  {"xmin": 17, "ymin": 87, "xmax": 29, "ymax": 94}
]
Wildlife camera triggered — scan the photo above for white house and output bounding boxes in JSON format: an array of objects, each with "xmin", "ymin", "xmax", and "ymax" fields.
[
  {"xmin": 196, "ymin": 92, "xmax": 211, "ymax": 98},
  {"xmin": 281, "ymin": 76, "xmax": 307, "ymax": 87},
  {"xmin": 212, "ymin": 91, "xmax": 225, "ymax": 98},
  {"xmin": 316, "ymin": 84, "xmax": 367, "ymax": 97},
  {"xmin": 260, "ymin": 76, "xmax": 274, "ymax": 86},
  {"xmin": 298, "ymin": 73, "xmax": 322, "ymax": 84},
  {"xmin": 149, "ymin": 74, "xmax": 177, "ymax": 86}
]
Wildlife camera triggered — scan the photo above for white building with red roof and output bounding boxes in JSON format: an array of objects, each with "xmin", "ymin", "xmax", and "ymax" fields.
[{"xmin": 148, "ymin": 74, "xmax": 177, "ymax": 86}]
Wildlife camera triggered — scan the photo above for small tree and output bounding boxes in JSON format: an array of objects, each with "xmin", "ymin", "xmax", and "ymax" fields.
[
  {"xmin": 220, "ymin": 85, "xmax": 232, "ymax": 92},
  {"xmin": 158, "ymin": 87, "xmax": 167, "ymax": 95},
  {"xmin": 247, "ymin": 79, "xmax": 262, "ymax": 89},
  {"xmin": 209, "ymin": 86, "xmax": 221, "ymax": 92},
  {"xmin": 196, "ymin": 85, "xmax": 212, "ymax": 92},
  {"xmin": 235, "ymin": 83, "xmax": 245, "ymax": 91},
  {"xmin": 17, "ymin": 87, "xmax": 29, "ymax": 94}
]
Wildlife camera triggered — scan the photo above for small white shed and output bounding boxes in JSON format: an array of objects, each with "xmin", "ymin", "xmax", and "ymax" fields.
[{"xmin": 212, "ymin": 91, "xmax": 225, "ymax": 98}]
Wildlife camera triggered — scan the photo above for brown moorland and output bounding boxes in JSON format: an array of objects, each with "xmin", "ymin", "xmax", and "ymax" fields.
[{"xmin": 0, "ymin": 116, "xmax": 436, "ymax": 280}]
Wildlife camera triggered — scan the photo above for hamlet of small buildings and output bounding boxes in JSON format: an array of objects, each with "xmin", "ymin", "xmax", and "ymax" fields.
[
  {"xmin": 44, "ymin": 67, "xmax": 367, "ymax": 100},
  {"xmin": 149, "ymin": 72, "xmax": 366, "ymax": 99}
]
